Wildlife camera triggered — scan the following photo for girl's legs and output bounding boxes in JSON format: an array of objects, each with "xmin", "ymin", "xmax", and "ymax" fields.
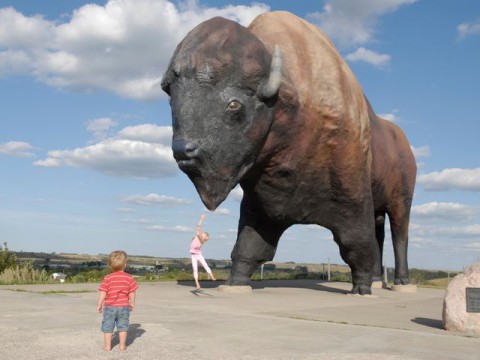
[
  {"xmin": 197, "ymin": 254, "xmax": 216, "ymax": 281},
  {"xmin": 191, "ymin": 255, "xmax": 201, "ymax": 289}
]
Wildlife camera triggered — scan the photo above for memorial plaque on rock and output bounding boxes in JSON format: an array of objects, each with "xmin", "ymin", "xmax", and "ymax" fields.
[{"xmin": 466, "ymin": 287, "xmax": 480, "ymax": 313}]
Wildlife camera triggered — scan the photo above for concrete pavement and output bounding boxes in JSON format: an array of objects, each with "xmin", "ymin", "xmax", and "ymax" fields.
[{"xmin": 0, "ymin": 280, "xmax": 477, "ymax": 359}]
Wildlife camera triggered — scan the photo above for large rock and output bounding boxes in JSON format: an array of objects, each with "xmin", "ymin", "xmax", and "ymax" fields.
[{"xmin": 442, "ymin": 262, "xmax": 480, "ymax": 334}]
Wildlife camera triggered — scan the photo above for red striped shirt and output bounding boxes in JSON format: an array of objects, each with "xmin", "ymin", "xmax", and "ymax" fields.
[{"xmin": 99, "ymin": 271, "xmax": 138, "ymax": 307}]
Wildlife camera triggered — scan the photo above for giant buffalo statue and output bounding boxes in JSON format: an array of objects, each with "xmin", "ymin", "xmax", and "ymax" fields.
[{"xmin": 162, "ymin": 11, "xmax": 416, "ymax": 294}]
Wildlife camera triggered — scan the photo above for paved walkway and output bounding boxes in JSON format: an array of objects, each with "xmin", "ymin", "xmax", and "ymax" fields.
[{"xmin": 0, "ymin": 280, "xmax": 477, "ymax": 359}]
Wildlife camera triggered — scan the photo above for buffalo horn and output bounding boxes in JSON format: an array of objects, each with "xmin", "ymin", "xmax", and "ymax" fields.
[{"xmin": 258, "ymin": 45, "xmax": 282, "ymax": 101}]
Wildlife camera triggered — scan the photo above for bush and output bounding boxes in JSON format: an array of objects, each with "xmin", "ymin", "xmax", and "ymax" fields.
[
  {"xmin": 0, "ymin": 263, "xmax": 51, "ymax": 284},
  {"xmin": 68, "ymin": 268, "xmax": 110, "ymax": 283},
  {"xmin": 0, "ymin": 242, "xmax": 17, "ymax": 273},
  {"xmin": 409, "ymin": 268, "xmax": 426, "ymax": 285},
  {"xmin": 330, "ymin": 271, "xmax": 352, "ymax": 282}
]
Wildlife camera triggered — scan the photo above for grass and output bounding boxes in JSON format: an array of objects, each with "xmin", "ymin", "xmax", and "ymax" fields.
[{"xmin": 420, "ymin": 278, "xmax": 451, "ymax": 289}]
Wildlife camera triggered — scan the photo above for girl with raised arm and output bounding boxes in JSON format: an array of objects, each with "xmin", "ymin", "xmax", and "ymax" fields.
[{"xmin": 190, "ymin": 213, "xmax": 216, "ymax": 289}]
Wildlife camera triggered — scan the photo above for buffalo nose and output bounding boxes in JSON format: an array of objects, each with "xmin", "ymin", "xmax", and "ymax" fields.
[{"xmin": 172, "ymin": 139, "xmax": 198, "ymax": 161}]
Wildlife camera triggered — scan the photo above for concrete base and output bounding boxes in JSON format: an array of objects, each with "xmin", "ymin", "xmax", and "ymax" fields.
[
  {"xmin": 347, "ymin": 293, "xmax": 379, "ymax": 298},
  {"xmin": 372, "ymin": 281, "xmax": 391, "ymax": 290},
  {"xmin": 217, "ymin": 284, "xmax": 253, "ymax": 293},
  {"xmin": 391, "ymin": 284, "xmax": 417, "ymax": 293}
]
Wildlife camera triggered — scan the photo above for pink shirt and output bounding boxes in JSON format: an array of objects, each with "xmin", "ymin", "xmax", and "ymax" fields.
[
  {"xmin": 190, "ymin": 236, "xmax": 202, "ymax": 255},
  {"xmin": 99, "ymin": 271, "xmax": 138, "ymax": 307}
]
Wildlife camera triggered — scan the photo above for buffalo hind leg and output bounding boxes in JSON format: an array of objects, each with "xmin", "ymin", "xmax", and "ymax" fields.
[
  {"xmin": 372, "ymin": 212, "xmax": 386, "ymax": 283},
  {"xmin": 389, "ymin": 206, "xmax": 411, "ymax": 285}
]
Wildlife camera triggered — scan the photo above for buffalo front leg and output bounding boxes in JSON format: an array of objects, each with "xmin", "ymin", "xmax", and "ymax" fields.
[
  {"xmin": 227, "ymin": 215, "xmax": 286, "ymax": 286},
  {"xmin": 332, "ymin": 212, "xmax": 378, "ymax": 295}
]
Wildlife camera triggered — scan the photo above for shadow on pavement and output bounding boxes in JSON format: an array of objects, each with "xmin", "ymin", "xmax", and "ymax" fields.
[
  {"xmin": 411, "ymin": 317, "xmax": 444, "ymax": 330},
  {"xmin": 109, "ymin": 323, "xmax": 145, "ymax": 348},
  {"xmin": 177, "ymin": 279, "xmax": 350, "ymax": 294}
]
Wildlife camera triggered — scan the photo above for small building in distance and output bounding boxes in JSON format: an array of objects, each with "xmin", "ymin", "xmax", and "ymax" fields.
[{"xmin": 52, "ymin": 272, "xmax": 66, "ymax": 283}]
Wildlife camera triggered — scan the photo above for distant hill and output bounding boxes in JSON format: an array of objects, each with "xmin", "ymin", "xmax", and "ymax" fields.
[{"xmin": 14, "ymin": 251, "xmax": 350, "ymax": 272}]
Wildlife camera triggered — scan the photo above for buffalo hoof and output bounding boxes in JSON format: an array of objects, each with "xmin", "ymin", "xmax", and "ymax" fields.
[
  {"xmin": 351, "ymin": 284, "xmax": 372, "ymax": 295},
  {"xmin": 394, "ymin": 277, "xmax": 410, "ymax": 285}
]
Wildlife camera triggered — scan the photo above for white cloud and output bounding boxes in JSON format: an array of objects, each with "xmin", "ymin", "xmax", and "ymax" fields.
[
  {"xmin": 465, "ymin": 242, "xmax": 480, "ymax": 250},
  {"xmin": 171, "ymin": 225, "xmax": 191, "ymax": 233},
  {"xmin": 86, "ymin": 117, "xmax": 117, "ymax": 140},
  {"xmin": 228, "ymin": 186, "xmax": 244, "ymax": 202},
  {"xmin": 457, "ymin": 18, "xmax": 480, "ymax": 39},
  {"xmin": 307, "ymin": 0, "xmax": 416, "ymax": 48},
  {"xmin": 117, "ymin": 124, "xmax": 172, "ymax": 144},
  {"xmin": 35, "ymin": 138, "xmax": 176, "ymax": 178},
  {"xmin": 211, "ymin": 208, "xmax": 231, "ymax": 216},
  {"xmin": 0, "ymin": 7, "xmax": 54, "ymax": 48},
  {"xmin": 34, "ymin": 124, "xmax": 177, "ymax": 178},
  {"xmin": 412, "ymin": 202, "xmax": 480, "ymax": 222},
  {"xmin": 411, "ymin": 223, "xmax": 480, "ymax": 238},
  {"xmin": 345, "ymin": 47, "xmax": 391, "ymax": 67},
  {"xmin": 147, "ymin": 224, "xmax": 192, "ymax": 232},
  {"xmin": 123, "ymin": 193, "xmax": 191, "ymax": 207},
  {"xmin": 411, "ymin": 145, "xmax": 430, "ymax": 158},
  {"xmin": 0, "ymin": 141, "xmax": 35, "ymax": 158},
  {"xmin": 0, "ymin": 49, "xmax": 31, "ymax": 76},
  {"xmin": 147, "ymin": 224, "xmax": 166, "ymax": 231},
  {"xmin": 121, "ymin": 218, "xmax": 151, "ymax": 224},
  {"xmin": 417, "ymin": 168, "xmax": 480, "ymax": 191},
  {"xmin": 0, "ymin": 0, "xmax": 269, "ymax": 100},
  {"xmin": 378, "ymin": 113, "xmax": 397, "ymax": 122},
  {"xmin": 116, "ymin": 207, "xmax": 136, "ymax": 213}
]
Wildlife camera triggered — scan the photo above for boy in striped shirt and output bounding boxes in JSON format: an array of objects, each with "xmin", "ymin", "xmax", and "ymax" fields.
[{"xmin": 97, "ymin": 250, "xmax": 138, "ymax": 352}]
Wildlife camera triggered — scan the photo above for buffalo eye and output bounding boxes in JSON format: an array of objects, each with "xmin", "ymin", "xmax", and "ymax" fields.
[{"xmin": 226, "ymin": 100, "xmax": 242, "ymax": 111}]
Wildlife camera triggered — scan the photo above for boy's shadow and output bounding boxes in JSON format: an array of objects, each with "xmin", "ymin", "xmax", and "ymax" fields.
[{"xmin": 111, "ymin": 324, "xmax": 146, "ymax": 348}]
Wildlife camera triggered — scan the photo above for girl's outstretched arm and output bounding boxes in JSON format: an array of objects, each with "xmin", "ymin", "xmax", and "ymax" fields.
[{"xmin": 196, "ymin": 213, "xmax": 205, "ymax": 237}]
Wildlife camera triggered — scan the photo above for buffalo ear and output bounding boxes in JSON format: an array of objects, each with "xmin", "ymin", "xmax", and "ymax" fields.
[{"xmin": 257, "ymin": 45, "xmax": 282, "ymax": 103}]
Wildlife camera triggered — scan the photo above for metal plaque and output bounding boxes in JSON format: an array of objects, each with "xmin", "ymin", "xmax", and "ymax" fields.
[{"xmin": 466, "ymin": 288, "xmax": 480, "ymax": 313}]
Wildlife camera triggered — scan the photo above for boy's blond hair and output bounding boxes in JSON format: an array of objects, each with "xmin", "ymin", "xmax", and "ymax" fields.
[{"xmin": 108, "ymin": 250, "xmax": 127, "ymax": 272}]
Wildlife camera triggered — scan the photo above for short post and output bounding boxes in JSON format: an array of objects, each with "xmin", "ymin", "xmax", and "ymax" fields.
[
  {"xmin": 383, "ymin": 264, "xmax": 388, "ymax": 284},
  {"xmin": 327, "ymin": 258, "xmax": 331, "ymax": 281},
  {"xmin": 260, "ymin": 264, "xmax": 264, "ymax": 280}
]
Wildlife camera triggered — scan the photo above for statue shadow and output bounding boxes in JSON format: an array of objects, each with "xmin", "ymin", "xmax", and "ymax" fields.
[
  {"xmin": 250, "ymin": 280, "xmax": 350, "ymax": 294},
  {"xmin": 177, "ymin": 279, "xmax": 349, "ymax": 294},
  {"xmin": 178, "ymin": 280, "xmax": 225, "ymax": 290},
  {"xmin": 411, "ymin": 317, "xmax": 444, "ymax": 330},
  {"xmin": 111, "ymin": 323, "xmax": 146, "ymax": 348}
]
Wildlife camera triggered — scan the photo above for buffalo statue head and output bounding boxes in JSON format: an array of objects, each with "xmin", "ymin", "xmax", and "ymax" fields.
[{"xmin": 161, "ymin": 17, "xmax": 282, "ymax": 210}]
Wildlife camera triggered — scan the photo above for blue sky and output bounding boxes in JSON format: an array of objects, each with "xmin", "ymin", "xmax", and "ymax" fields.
[{"xmin": 1, "ymin": 0, "xmax": 479, "ymax": 271}]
